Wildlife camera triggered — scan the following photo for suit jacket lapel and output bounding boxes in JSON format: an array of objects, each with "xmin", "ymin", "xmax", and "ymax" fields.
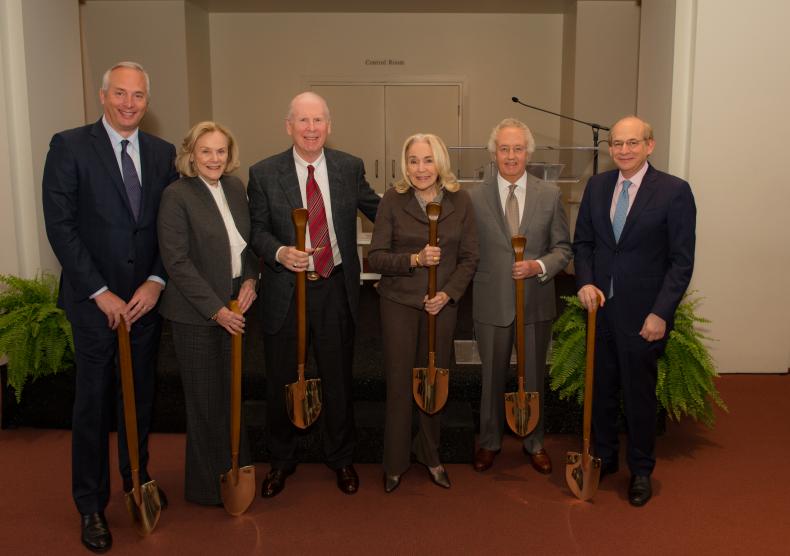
[
  {"xmin": 138, "ymin": 131, "xmax": 155, "ymax": 220},
  {"xmin": 325, "ymin": 149, "xmax": 345, "ymax": 227},
  {"xmin": 484, "ymin": 176, "xmax": 510, "ymax": 239},
  {"xmin": 277, "ymin": 150, "xmax": 304, "ymax": 210},
  {"xmin": 90, "ymin": 120, "xmax": 135, "ymax": 220},
  {"xmin": 519, "ymin": 175, "xmax": 539, "ymax": 235},
  {"xmin": 599, "ymin": 173, "xmax": 618, "ymax": 247}
]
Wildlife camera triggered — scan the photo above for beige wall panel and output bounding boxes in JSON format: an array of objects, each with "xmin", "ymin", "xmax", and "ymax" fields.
[
  {"xmin": 0, "ymin": 29, "xmax": 20, "ymax": 276},
  {"xmin": 636, "ymin": 0, "xmax": 675, "ymax": 172},
  {"xmin": 185, "ymin": 1, "xmax": 213, "ymax": 125},
  {"xmin": 571, "ymin": 0, "xmax": 640, "ymax": 180},
  {"xmin": 684, "ymin": 0, "xmax": 790, "ymax": 373},
  {"xmin": 21, "ymin": 0, "xmax": 85, "ymax": 275},
  {"xmin": 209, "ymin": 12, "xmax": 563, "ymax": 172},
  {"xmin": 81, "ymin": 0, "xmax": 190, "ymax": 146}
]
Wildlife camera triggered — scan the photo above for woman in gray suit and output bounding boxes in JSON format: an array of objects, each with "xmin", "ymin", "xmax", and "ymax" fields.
[
  {"xmin": 369, "ymin": 133, "xmax": 478, "ymax": 492},
  {"xmin": 158, "ymin": 121, "xmax": 258, "ymax": 505}
]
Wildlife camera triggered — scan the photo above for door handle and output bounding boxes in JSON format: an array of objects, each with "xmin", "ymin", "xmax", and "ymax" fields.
[
  {"xmin": 391, "ymin": 159, "xmax": 396, "ymax": 179},
  {"xmin": 375, "ymin": 159, "xmax": 379, "ymax": 179}
]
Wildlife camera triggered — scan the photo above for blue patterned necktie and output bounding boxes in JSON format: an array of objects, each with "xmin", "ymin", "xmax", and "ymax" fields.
[
  {"xmin": 612, "ymin": 179, "xmax": 632, "ymax": 242},
  {"xmin": 121, "ymin": 139, "xmax": 142, "ymax": 221}
]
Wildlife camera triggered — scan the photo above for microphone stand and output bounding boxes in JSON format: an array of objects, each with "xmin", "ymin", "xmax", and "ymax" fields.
[{"xmin": 511, "ymin": 97, "xmax": 609, "ymax": 175}]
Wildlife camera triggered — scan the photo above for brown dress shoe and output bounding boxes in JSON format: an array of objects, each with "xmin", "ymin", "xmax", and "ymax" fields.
[
  {"xmin": 528, "ymin": 448, "xmax": 552, "ymax": 474},
  {"xmin": 336, "ymin": 465, "xmax": 359, "ymax": 495},
  {"xmin": 473, "ymin": 448, "xmax": 498, "ymax": 472}
]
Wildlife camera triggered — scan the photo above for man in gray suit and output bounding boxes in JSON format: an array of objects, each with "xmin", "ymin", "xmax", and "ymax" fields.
[
  {"xmin": 469, "ymin": 118, "xmax": 572, "ymax": 474},
  {"xmin": 248, "ymin": 92, "xmax": 379, "ymax": 497}
]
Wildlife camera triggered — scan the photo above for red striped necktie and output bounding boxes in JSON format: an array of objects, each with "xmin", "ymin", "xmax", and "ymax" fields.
[{"xmin": 306, "ymin": 164, "xmax": 334, "ymax": 278}]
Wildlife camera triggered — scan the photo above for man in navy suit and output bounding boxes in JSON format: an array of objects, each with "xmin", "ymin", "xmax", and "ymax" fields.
[
  {"xmin": 573, "ymin": 116, "xmax": 696, "ymax": 507},
  {"xmin": 248, "ymin": 92, "xmax": 379, "ymax": 498},
  {"xmin": 43, "ymin": 61, "xmax": 177, "ymax": 552}
]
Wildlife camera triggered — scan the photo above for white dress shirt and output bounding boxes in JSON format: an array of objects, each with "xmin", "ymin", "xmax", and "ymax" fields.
[{"xmin": 200, "ymin": 176, "xmax": 247, "ymax": 278}]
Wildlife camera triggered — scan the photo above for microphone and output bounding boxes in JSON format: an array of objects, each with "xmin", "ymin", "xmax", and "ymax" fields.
[{"xmin": 510, "ymin": 96, "xmax": 609, "ymax": 131}]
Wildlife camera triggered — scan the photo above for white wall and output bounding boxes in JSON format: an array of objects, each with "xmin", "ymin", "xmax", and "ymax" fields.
[
  {"xmin": 674, "ymin": 0, "xmax": 790, "ymax": 373},
  {"xmin": 0, "ymin": 0, "xmax": 84, "ymax": 277}
]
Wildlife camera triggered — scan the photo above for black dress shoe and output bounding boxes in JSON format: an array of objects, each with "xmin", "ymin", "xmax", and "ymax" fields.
[
  {"xmin": 261, "ymin": 468, "xmax": 293, "ymax": 498},
  {"xmin": 628, "ymin": 474, "xmax": 652, "ymax": 507},
  {"xmin": 123, "ymin": 480, "xmax": 168, "ymax": 510},
  {"xmin": 81, "ymin": 512, "xmax": 112, "ymax": 553},
  {"xmin": 383, "ymin": 473, "xmax": 401, "ymax": 493},
  {"xmin": 336, "ymin": 465, "xmax": 359, "ymax": 495},
  {"xmin": 427, "ymin": 465, "xmax": 451, "ymax": 489}
]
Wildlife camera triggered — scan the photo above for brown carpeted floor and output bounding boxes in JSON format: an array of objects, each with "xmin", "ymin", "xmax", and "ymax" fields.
[{"xmin": 1, "ymin": 374, "xmax": 788, "ymax": 555}]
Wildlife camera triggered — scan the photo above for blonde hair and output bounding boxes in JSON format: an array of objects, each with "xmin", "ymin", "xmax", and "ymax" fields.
[
  {"xmin": 176, "ymin": 121, "xmax": 240, "ymax": 177},
  {"xmin": 393, "ymin": 133, "xmax": 460, "ymax": 194},
  {"xmin": 486, "ymin": 118, "xmax": 536, "ymax": 155}
]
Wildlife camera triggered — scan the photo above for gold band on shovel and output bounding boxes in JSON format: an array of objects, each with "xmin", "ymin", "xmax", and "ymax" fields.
[
  {"xmin": 565, "ymin": 302, "xmax": 602, "ymax": 501},
  {"xmin": 285, "ymin": 208, "xmax": 322, "ymax": 429},
  {"xmin": 413, "ymin": 202, "xmax": 449, "ymax": 415},
  {"xmin": 117, "ymin": 321, "xmax": 161, "ymax": 536},
  {"xmin": 504, "ymin": 235, "xmax": 540, "ymax": 437},
  {"xmin": 220, "ymin": 300, "xmax": 256, "ymax": 515}
]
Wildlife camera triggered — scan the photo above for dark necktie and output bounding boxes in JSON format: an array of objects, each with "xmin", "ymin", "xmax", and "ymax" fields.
[
  {"xmin": 121, "ymin": 139, "xmax": 142, "ymax": 221},
  {"xmin": 306, "ymin": 164, "xmax": 334, "ymax": 278}
]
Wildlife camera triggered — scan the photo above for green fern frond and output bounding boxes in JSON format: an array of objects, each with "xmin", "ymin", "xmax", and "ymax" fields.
[
  {"xmin": 0, "ymin": 273, "xmax": 74, "ymax": 401},
  {"xmin": 549, "ymin": 291, "xmax": 727, "ymax": 427}
]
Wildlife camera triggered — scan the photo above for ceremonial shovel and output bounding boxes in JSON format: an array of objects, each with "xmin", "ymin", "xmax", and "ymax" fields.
[
  {"xmin": 117, "ymin": 320, "xmax": 161, "ymax": 535},
  {"xmin": 504, "ymin": 235, "xmax": 540, "ymax": 436},
  {"xmin": 412, "ymin": 202, "xmax": 449, "ymax": 415},
  {"xmin": 565, "ymin": 301, "xmax": 602, "ymax": 501},
  {"xmin": 285, "ymin": 208, "xmax": 322, "ymax": 429},
  {"xmin": 220, "ymin": 300, "xmax": 255, "ymax": 515}
]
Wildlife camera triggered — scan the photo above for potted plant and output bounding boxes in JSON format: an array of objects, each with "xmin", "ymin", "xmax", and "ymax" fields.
[
  {"xmin": 549, "ymin": 293, "xmax": 726, "ymax": 426},
  {"xmin": 0, "ymin": 273, "xmax": 74, "ymax": 402}
]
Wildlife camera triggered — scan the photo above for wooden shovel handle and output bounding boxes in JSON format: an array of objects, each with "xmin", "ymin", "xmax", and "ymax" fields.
[
  {"xmin": 426, "ymin": 202, "xmax": 441, "ymax": 355},
  {"xmin": 292, "ymin": 209, "xmax": 308, "ymax": 381},
  {"xmin": 512, "ymin": 235, "xmax": 527, "ymax": 395},
  {"xmin": 582, "ymin": 301, "xmax": 598, "ymax": 455},
  {"xmin": 229, "ymin": 300, "xmax": 242, "ymax": 473},
  {"xmin": 117, "ymin": 320, "xmax": 142, "ymax": 504}
]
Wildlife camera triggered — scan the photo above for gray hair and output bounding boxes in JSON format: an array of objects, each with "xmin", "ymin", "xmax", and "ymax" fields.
[
  {"xmin": 101, "ymin": 61, "xmax": 151, "ymax": 97},
  {"xmin": 486, "ymin": 117, "xmax": 536, "ymax": 155}
]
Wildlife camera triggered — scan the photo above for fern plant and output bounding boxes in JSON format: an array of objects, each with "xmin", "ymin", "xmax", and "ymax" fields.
[
  {"xmin": 549, "ymin": 293, "xmax": 727, "ymax": 426},
  {"xmin": 0, "ymin": 273, "xmax": 74, "ymax": 401}
]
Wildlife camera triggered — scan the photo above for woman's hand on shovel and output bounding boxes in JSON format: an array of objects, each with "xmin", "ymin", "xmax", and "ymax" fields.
[{"xmin": 423, "ymin": 291, "xmax": 450, "ymax": 315}]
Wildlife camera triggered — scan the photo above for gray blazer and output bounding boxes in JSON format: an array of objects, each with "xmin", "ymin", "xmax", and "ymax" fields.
[
  {"xmin": 468, "ymin": 173, "xmax": 572, "ymax": 326},
  {"xmin": 158, "ymin": 174, "xmax": 258, "ymax": 325},
  {"xmin": 247, "ymin": 147, "xmax": 380, "ymax": 335}
]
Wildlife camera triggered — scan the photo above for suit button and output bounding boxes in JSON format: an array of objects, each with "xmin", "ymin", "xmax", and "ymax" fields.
[
  {"xmin": 614, "ymin": 249, "xmax": 620, "ymax": 254},
  {"xmin": 127, "ymin": 259, "xmax": 134, "ymax": 264}
]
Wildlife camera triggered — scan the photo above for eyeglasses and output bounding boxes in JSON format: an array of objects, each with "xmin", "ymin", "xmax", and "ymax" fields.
[{"xmin": 611, "ymin": 139, "xmax": 646, "ymax": 150}]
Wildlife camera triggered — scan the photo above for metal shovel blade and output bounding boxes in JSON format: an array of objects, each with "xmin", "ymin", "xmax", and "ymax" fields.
[
  {"xmin": 504, "ymin": 391, "xmax": 540, "ymax": 437},
  {"xmin": 565, "ymin": 450, "xmax": 602, "ymax": 501},
  {"xmin": 124, "ymin": 480, "xmax": 161, "ymax": 536},
  {"xmin": 412, "ymin": 366, "xmax": 449, "ymax": 415},
  {"xmin": 285, "ymin": 378, "xmax": 322, "ymax": 429},
  {"xmin": 220, "ymin": 465, "xmax": 256, "ymax": 516}
]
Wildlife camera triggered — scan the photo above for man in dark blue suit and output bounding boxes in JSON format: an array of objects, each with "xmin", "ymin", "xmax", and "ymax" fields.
[
  {"xmin": 248, "ymin": 92, "xmax": 379, "ymax": 498},
  {"xmin": 573, "ymin": 116, "xmax": 696, "ymax": 507},
  {"xmin": 43, "ymin": 61, "xmax": 177, "ymax": 552}
]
